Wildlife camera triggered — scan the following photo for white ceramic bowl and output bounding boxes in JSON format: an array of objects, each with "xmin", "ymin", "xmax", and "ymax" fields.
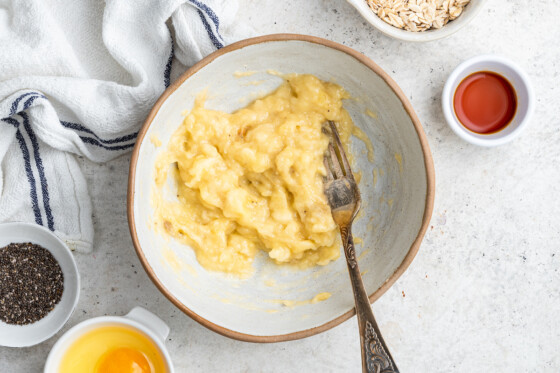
[
  {"xmin": 128, "ymin": 34, "xmax": 435, "ymax": 342},
  {"xmin": 442, "ymin": 54, "xmax": 534, "ymax": 146},
  {"xmin": 346, "ymin": 0, "xmax": 486, "ymax": 42},
  {"xmin": 44, "ymin": 307, "xmax": 174, "ymax": 372},
  {"xmin": 0, "ymin": 222, "xmax": 80, "ymax": 347}
]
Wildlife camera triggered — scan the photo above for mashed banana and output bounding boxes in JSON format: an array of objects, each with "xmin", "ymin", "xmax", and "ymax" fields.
[{"xmin": 153, "ymin": 74, "xmax": 355, "ymax": 277}]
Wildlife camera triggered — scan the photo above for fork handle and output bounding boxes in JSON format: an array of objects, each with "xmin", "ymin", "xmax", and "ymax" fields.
[{"xmin": 340, "ymin": 225, "xmax": 400, "ymax": 373}]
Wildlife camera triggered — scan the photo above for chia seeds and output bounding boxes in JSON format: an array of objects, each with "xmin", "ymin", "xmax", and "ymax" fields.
[{"xmin": 0, "ymin": 242, "xmax": 64, "ymax": 325}]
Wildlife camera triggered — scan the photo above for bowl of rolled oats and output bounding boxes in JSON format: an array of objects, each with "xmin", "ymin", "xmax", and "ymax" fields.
[{"xmin": 347, "ymin": 0, "xmax": 485, "ymax": 42}]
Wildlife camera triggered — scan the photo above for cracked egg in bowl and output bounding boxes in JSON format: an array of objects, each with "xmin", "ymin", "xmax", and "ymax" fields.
[{"xmin": 127, "ymin": 34, "xmax": 434, "ymax": 342}]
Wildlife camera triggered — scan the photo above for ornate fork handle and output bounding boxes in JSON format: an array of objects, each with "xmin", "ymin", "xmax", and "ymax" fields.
[{"xmin": 340, "ymin": 225, "xmax": 399, "ymax": 373}]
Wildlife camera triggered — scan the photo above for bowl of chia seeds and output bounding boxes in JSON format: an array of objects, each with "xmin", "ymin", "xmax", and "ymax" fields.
[{"xmin": 0, "ymin": 222, "xmax": 80, "ymax": 347}]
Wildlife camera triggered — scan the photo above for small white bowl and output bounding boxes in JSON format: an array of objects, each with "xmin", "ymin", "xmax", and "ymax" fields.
[
  {"xmin": 44, "ymin": 307, "xmax": 174, "ymax": 373},
  {"xmin": 442, "ymin": 54, "xmax": 534, "ymax": 147},
  {"xmin": 346, "ymin": 0, "xmax": 486, "ymax": 42},
  {"xmin": 0, "ymin": 222, "xmax": 80, "ymax": 347}
]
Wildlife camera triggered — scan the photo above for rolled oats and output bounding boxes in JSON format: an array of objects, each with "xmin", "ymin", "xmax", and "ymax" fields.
[{"xmin": 366, "ymin": 0, "xmax": 471, "ymax": 32}]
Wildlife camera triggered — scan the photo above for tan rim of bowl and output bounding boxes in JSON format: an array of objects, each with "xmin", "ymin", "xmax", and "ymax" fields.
[{"xmin": 127, "ymin": 33, "xmax": 435, "ymax": 343}]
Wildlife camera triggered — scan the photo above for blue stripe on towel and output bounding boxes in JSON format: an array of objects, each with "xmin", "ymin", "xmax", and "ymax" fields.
[
  {"xmin": 23, "ymin": 95, "xmax": 42, "ymax": 111},
  {"xmin": 80, "ymin": 136, "xmax": 136, "ymax": 151},
  {"xmin": 1, "ymin": 117, "xmax": 19, "ymax": 128},
  {"xmin": 189, "ymin": 0, "xmax": 224, "ymax": 43},
  {"xmin": 21, "ymin": 112, "xmax": 55, "ymax": 231},
  {"xmin": 16, "ymin": 128, "xmax": 43, "ymax": 226},
  {"xmin": 10, "ymin": 92, "xmax": 40, "ymax": 116},
  {"xmin": 60, "ymin": 121, "xmax": 138, "ymax": 145},
  {"xmin": 196, "ymin": 9, "xmax": 223, "ymax": 49},
  {"xmin": 6, "ymin": 92, "xmax": 136, "ymax": 147},
  {"xmin": 1, "ymin": 117, "xmax": 42, "ymax": 225},
  {"xmin": 2, "ymin": 91, "xmax": 142, "ymax": 229},
  {"xmin": 164, "ymin": 40, "xmax": 174, "ymax": 88}
]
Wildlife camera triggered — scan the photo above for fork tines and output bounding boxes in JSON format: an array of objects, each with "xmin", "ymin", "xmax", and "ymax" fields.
[{"xmin": 324, "ymin": 121, "xmax": 354, "ymax": 182}]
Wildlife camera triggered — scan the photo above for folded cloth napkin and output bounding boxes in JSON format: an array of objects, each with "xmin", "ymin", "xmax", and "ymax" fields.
[{"xmin": 0, "ymin": 0, "xmax": 250, "ymax": 252}]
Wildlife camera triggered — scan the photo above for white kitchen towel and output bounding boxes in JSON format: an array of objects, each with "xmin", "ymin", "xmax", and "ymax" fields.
[{"xmin": 0, "ymin": 0, "xmax": 251, "ymax": 252}]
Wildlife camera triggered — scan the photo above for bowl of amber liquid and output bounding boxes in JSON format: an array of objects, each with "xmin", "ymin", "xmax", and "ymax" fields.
[
  {"xmin": 44, "ymin": 307, "xmax": 173, "ymax": 373},
  {"xmin": 442, "ymin": 54, "xmax": 534, "ymax": 146}
]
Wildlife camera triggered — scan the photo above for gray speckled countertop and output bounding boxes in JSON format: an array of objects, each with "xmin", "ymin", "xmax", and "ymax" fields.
[{"xmin": 2, "ymin": 0, "xmax": 560, "ymax": 372}]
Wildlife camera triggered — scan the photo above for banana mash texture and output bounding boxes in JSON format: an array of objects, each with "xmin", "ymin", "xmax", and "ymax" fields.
[{"xmin": 153, "ymin": 74, "xmax": 355, "ymax": 277}]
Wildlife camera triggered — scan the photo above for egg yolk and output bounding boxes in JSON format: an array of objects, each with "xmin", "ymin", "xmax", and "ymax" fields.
[{"xmin": 96, "ymin": 347, "xmax": 153, "ymax": 373}]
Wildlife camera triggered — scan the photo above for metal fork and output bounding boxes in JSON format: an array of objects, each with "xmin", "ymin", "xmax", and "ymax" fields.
[{"xmin": 323, "ymin": 121, "xmax": 399, "ymax": 373}]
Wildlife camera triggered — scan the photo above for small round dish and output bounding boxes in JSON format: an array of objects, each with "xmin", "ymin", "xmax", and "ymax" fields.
[
  {"xmin": 44, "ymin": 307, "xmax": 174, "ymax": 373},
  {"xmin": 345, "ymin": 0, "xmax": 485, "ymax": 42},
  {"xmin": 0, "ymin": 222, "xmax": 80, "ymax": 348},
  {"xmin": 442, "ymin": 54, "xmax": 534, "ymax": 147}
]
